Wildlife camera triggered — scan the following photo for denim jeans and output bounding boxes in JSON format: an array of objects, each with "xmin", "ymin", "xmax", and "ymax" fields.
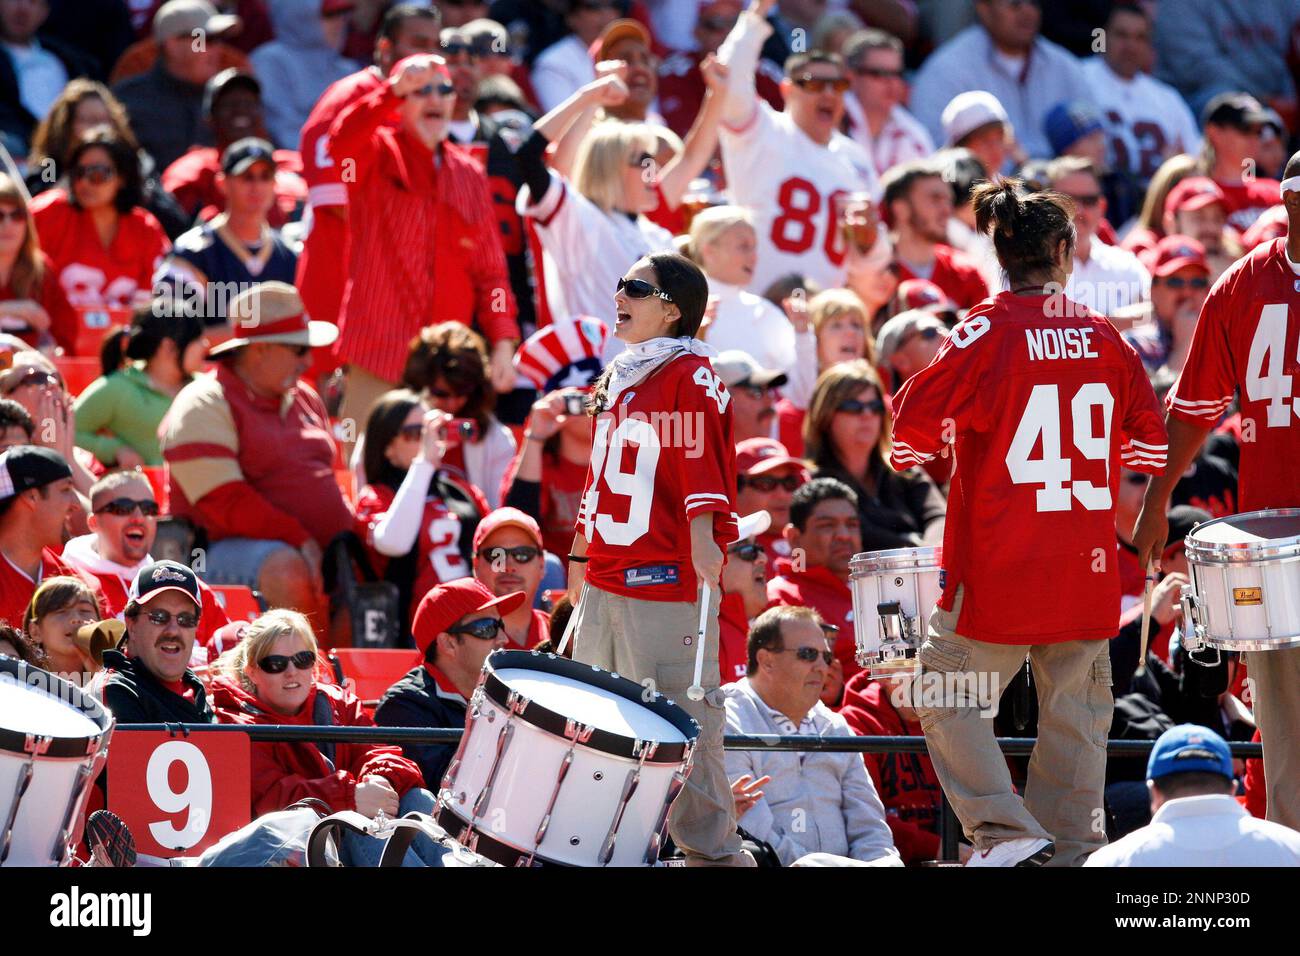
[{"xmin": 341, "ymin": 787, "xmax": 442, "ymax": 868}]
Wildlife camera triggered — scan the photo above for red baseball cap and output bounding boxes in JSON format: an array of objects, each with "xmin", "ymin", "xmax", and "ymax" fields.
[
  {"xmin": 735, "ymin": 437, "xmax": 805, "ymax": 476},
  {"xmin": 472, "ymin": 507, "xmax": 544, "ymax": 553},
  {"xmin": 1164, "ymin": 177, "xmax": 1226, "ymax": 218},
  {"xmin": 412, "ymin": 578, "xmax": 525, "ymax": 656},
  {"xmin": 1151, "ymin": 235, "xmax": 1210, "ymax": 278},
  {"xmin": 896, "ymin": 278, "xmax": 957, "ymax": 316}
]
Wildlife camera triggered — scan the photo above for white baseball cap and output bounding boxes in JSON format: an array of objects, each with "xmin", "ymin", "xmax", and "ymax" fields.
[
  {"xmin": 732, "ymin": 510, "xmax": 772, "ymax": 545},
  {"xmin": 942, "ymin": 90, "xmax": 1010, "ymax": 146}
]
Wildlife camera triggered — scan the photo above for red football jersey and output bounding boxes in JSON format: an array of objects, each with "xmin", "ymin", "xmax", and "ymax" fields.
[
  {"xmin": 1168, "ymin": 238, "xmax": 1300, "ymax": 510},
  {"xmin": 890, "ymin": 291, "xmax": 1168, "ymax": 644},
  {"xmin": 0, "ymin": 549, "xmax": 104, "ymax": 632},
  {"xmin": 578, "ymin": 354, "xmax": 739, "ymax": 602},
  {"xmin": 355, "ymin": 483, "xmax": 471, "ymax": 618},
  {"xmin": 895, "ymin": 244, "xmax": 991, "ymax": 312},
  {"xmin": 1214, "ymin": 178, "xmax": 1280, "ymax": 234}
]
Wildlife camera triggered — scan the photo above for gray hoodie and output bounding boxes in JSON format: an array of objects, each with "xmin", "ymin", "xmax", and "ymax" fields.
[{"xmin": 249, "ymin": 0, "xmax": 361, "ymax": 148}]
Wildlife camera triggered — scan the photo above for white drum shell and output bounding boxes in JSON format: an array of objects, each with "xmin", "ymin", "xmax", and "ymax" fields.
[
  {"xmin": 850, "ymin": 548, "xmax": 942, "ymax": 662},
  {"xmin": 0, "ymin": 752, "xmax": 94, "ymax": 866},
  {"xmin": 441, "ymin": 693, "xmax": 683, "ymax": 867}
]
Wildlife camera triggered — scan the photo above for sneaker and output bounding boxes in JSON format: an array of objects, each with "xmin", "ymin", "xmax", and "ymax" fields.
[{"xmin": 964, "ymin": 837, "xmax": 1054, "ymax": 868}]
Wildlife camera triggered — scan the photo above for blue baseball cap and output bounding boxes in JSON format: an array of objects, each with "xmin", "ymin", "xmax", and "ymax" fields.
[
  {"xmin": 1045, "ymin": 101, "xmax": 1104, "ymax": 156},
  {"xmin": 1147, "ymin": 724, "xmax": 1233, "ymax": 782}
]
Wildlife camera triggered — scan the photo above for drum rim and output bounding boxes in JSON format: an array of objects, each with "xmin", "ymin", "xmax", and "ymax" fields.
[
  {"xmin": 0, "ymin": 656, "xmax": 112, "ymax": 758},
  {"xmin": 850, "ymin": 546, "xmax": 943, "ymax": 573},
  {"xmin": 434, "ymin": 801, "xmax": 569, "ymax": 868},
  {"xmin": 479, "ymin": 650, "xmax": 700, "ymax": 763},
  {"xmin": 1185, "ymin": 507, "xmax": 1300, "ymax": 561}
]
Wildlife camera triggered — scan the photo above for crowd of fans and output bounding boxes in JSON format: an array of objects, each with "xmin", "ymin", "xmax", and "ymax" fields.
[{"xmin": 0, "ymin": 0, "xmax": 1297, "ymax": 866}]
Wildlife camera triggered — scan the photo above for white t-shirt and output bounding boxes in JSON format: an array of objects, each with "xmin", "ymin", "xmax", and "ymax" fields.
[
  {"xmin": 531, "ymin": 34, "xmax": 596, "ymax": 114},
  {"xmin": 1065, "ymin": 238, "xmax": 1151, "ymax": 317},
  {"xmin": 1084, "ymin": 794, "xmax": 1300, "ymax": 867},
  {"xmin": 518, "ymin": 171, "xmax": 675, "ymax": 363},
  {"xmin": 1080, "ymin": 56, "xmax": 1201, "ymax": 183},
  {"xmin": 719, "ymin": 102, "xmax": 881, "ymax": 294},
  {"xmin": 702, "ymin": 276, "xmax": 796, "ymax": 374},
  {"xmin": 843, "ymin": 96, "xmax": 936, "ymax": 178}
]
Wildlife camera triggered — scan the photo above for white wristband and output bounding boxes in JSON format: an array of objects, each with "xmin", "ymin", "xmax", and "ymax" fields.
[{"xmin": 1280, "ymin": 176, "xmax": 1300, "ymax": 198}]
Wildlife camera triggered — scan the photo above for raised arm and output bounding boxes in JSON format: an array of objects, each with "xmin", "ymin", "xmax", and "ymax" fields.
[
  {"xmin": 716, "ymin": 0, "xmax": 776, "ymax": 129},
  {"xmin": 657, "ymin": 56, "xmax": 730, "ymax": 209},
  {"xmin": 549, "ymin": 62, "xmax": 629, "ymax": 178}
]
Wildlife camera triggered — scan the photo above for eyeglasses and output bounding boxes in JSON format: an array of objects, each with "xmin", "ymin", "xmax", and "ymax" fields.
[
  {"xmin": 900, "ymin": 326, "xmax": 944, "ymax": 348},
  {"xmin": 448, "ymin": 616, "xmax": 506, "ymax": 640},
  {"xmin": 616, "ymin": 277, "xmax": 674, "ymax": 302},
  {"xmin": 1064, "ymin": 193, "xmax": 1103, "ymax": 207},
  {"xmin": 399, "ymin": 423, "xmax": 424, "ymax": 441},
  {"xmin": 257, "ymin": 650, "xmax": 316, "ymax": 673},
  {"xmin": 732, "ymin": 382, "xmax": 772, "ymax": 399},
  {"xmin": 742, "ymin": 473, "xmax": 802, "ymax": 492},
  {"xmin": 94, "ymin": 497, "xmax": 161, "ymax": 517},
  {"xmin": 728, "ymin": 541, "xmax": 763, "ymax": 562},
  {"xmin": 852, "ymin": 66, "xmax": 903, "ymax": 80},
  {"xmin": 0, "ymin": 208, "xmax": 24, "ymax": 224},
  {"xmin": 478, "ymin": 545, "xmax": 541, "ymax": 565},
  {"xmin": 836, "ymin": 398, "xmax": 886, "ymax": 416},
  {"xmin": 792, "ymin": 75, "xmax": 850, "ymax": 94},
  {"xmin": 772, "ymin": 646, "xmax": 835, "ymax": 664},
  {"xmin": 134, "ymin": 608, "xmax": 199, "ymax": 629},
  {"xmin": 428, "ymin": 384, "xmax": 470, "ymax": 400},
  {"xmin": 73, "ymin": 163, "xmax": 115, "ymax": 184},
  {"xmin": 1159, "ymin": 276, "xmax": 1209, "ymax": 290},
  {"xmin": 412, "ymin": 82, "xmax": 456, "ymax": 98},
  {"xmin": 440, "ymin": 42, "xmax": 481, "ymax": 59}
]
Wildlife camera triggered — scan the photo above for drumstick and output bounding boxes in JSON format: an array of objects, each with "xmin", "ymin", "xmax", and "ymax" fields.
[
  {"xmin": 1135, "ymin": 561, "xmax": 1156, "ymax": 677},
  {"xmin": 556, "ymin": 588, "xmax": 581, "ymax": 657},
  {"xmin": 687, "ymin": 581, "xmax": 712, "ymax": 701}
]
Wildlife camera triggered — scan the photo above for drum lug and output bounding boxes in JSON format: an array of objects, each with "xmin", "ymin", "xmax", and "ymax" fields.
[
  {"xmin": 23, "ymin": 733, "xmax": 52, "ymax": 757},
  {"xmin": 563, "ymin": 719, "xmax": 594, "ymax": 744},
  {"xmin": 506, "ymin": 689, "xmax": 530, "ymax": 717},
  {"xmin": 631, "ymin": 738, "xmax": 659, "ymax": 762},
  {"xmin": 598, "ymin": 749, "xmax": 649, "ymax": 865},
  {"xmin": 643, "ymin": 769, "xmax": 688, "ymax": 865},
  {"xmin": 530, "ymin": 747, "xmax": 577, "ymax": 863},
  {"xmin": 472, "ymin": 720, "xmax": 516, "ymax": 820},
  {"xmin": 0, "ymin": 756, "xmax": 35, "ymax": 864}
]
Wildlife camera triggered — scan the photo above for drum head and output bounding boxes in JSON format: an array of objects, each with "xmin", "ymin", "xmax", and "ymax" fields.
[
  {"xmin": 0, "ymin": 657, "xmax": 112, "ymax": 757},
  {"xmin": 1190, "ymin": 509, "xmax": 1300, "ymax": 547}
]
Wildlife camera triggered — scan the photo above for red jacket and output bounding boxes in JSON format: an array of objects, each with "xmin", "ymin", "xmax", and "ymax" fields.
[
  {"xmin": 718, "ymin": 591, "xmax": 750, "ymax": 684},
  {"xmin": 328, "ymin": 84, "xmax": 519, "ymax": 382},
  {"xmin": 838, "ymin": 670, "xmax": 942, "ymax": 864},
  {"xmin": 211, "ymin": 677, "xmax": 424, "ymax": 817},
  {"xmin": 767, "ymin": 564, "xmax": 858, "ymax": 680}
]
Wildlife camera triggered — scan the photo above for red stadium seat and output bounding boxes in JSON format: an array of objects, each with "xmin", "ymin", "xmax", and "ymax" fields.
[
  {"xmin": 72, "ymin": 305, "xmax": 132, "ymax": 358},
  {"xmin": 54, "ymin": 356, "xmax": 100, "ymax": 398},
  {"xmin": 210, "ymin": 585, "xmax": 266, "ymax": 622},
  {"xmin": 140, "ymin": 465, "xmax": 169, "ymax": 514},
  {"xmin": 330, "ymin": 648, "xmax": 419, "ymax": 705}
]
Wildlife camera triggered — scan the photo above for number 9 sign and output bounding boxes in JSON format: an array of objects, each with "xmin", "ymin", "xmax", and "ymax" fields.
[{"xmin": 109, "ymin": 730, "xmax": 250, "ymax": 858}]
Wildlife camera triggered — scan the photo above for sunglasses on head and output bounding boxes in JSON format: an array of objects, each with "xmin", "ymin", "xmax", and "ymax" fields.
[
  {"xmin": 1159, "ymin": 276, "xmax": 1209, "ymax": 290},
  {"xmin": 73, "ymin": 163, "xmax": 115, "ymax": 184},
  {"xmin": 0, "ymin": 208, "xmax": 25, "ymax": 224},
  {"xmin": 743, "ymin": 473, "xmax": 802, "ymax": 492},
  {"xmin": 478, "ymin": 545, "xmax": 541, "ymax": 565},
  {"xmin": 448, "ymin": 616, "xmax": 505, "ymax": 640},
  {"xmin": 728, "ymin": 541, "xmax": 763, "ymax": 562},
  {"xmin": 9, "ymin": 369, "xmax": 57, "ymax": 391},
  {"xmin": 616, "ymin": 277, "xmax": 674, "ymax": 302},
  {"xmin": 774, "ymin": 645, "xmax": 835, "ymax": 664},
  {"xmin": 792, "ymin": 75, "xmax": 849, "ymax": 94},
  {"xmin": 412, "ymin": 81, "xmax": 456, "ymax": 97},
  {"xmin": 94, "ymin": 497, "xmax": 160, "ymax": 517},
  {"xmin": 837, "ymin": 398, "xmax": 885, "ymax": 416},
  {"xmin": 257, "ymin": 650, "xmax": 316, "ymax": 674},
  {"xmin": 136, "ymin": 608, "xmax": 199, "ymax": 629}
]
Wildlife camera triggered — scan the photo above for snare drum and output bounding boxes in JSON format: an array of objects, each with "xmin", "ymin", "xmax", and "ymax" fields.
[
  {"xmin": 850, "ymin": 547, "xmax": 943, "ymax": 672},
  {"xmin": 0, "ymin": 657, "xmax": 113, "ymax": 866},
  {"xmin": 437, "ymin": 650, "xmax": 699, "ymax": 867},
  {"xmin": 1182, "ymin": 508, "xmax": 1300, "ymax": 652}
]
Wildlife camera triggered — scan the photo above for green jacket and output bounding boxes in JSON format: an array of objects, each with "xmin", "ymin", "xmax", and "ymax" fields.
[{"xmin": 73, "ymin": 364, "xmax": 176, "ymax": 466}]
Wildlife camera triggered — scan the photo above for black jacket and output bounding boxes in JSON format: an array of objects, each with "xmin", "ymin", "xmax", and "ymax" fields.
[
  {"xmin": 813, "ymin": 459, "xmax": 947, "ymax": 551},
  {"xmin": 100, "ymin": 649, "xmax": 215, "ymax": 724},
  {"xmin": 373, "ymin": 664, "xmax": 467, "ymax": 789}
]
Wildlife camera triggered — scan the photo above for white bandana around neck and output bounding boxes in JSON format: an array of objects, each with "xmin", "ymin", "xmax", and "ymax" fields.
[{"xmin": 604, "ymin": 336, "xmax": 716, "ymax": 408}]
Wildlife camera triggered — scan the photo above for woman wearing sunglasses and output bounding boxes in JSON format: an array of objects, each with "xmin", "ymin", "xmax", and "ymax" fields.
[
  {"xmin": 355, "ymin": 389, "xmax": 488, "ymax": 633},
  {"xmin": 29, "ymin": 126, "xmax": 169, "ymax": 328},
  {"xmin": 804, "ymin": 359, "xmax": 945, "ymax": 552},
  {"xmin": 73, "ymin": 302, "xmax": 207, "ymax": 469},
  {"xmin": 0, "ymin": 173, "xmax": 73, "ymax": 352},
  {"xmin": 210, "ymin": 609, "xmax": 440, "ymax": 865}
]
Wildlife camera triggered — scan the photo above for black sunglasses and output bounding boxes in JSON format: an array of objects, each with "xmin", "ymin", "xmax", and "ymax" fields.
[
  {"xmin": 837, "ymin": 398, "xmax": 886, "ymax": 415},
  {"xmin": 135, "ymin": 608, "xmax": 199, "ymax": 629},
  {"xmin": 399, "ymin": 423, "xmax": 424, "ymax": 441},
  {"xmin": 448, "ymin": 616, "xmax": 505, "ymax": 640},
  {"xmin": 0, "ymin": 208, "xmax": 25, "ymax": 224},
  {"xmin": 792, "ymin": 75, "xmax": 849, "ymax": 94},
  {"xmin": 699, "ymin": 15, "xmax": 738, "ymax": 31},
  {"xmin": 478, "ymin": 545, "xmax": 541, "ymax": 565},
  {"xmin": 743, "ymin": 473, "xmax": 802, "ymax": 492},
  {"xmin": 774, "ymin": 646, "xmax": 835, "ymax": 664},
  {"xmin": 733, "ymin": 381, "xmax": 772, "ymax": 399},
  {"xmin": 728, "ymin": 541, "xmax": 763, "ymax": 562},
  {"xmin": 441, "ymin": 42, "xmax": 481, "ymax": 58},
  {"xmin": 412, "ymin": 82, "xmax": 456, "ymax": 97},
  {"xmin": 1124, "ymin": 472, "xmax": 1148, "ymax": 486},
  {"xmin": 8, "ymin": 369, "xmax": 57, "ymax": 391},
  {"xmin": 616, "ymin": 277, "xmax": 674, "ymax": 302},
  {"xmin": 258, "ymin": 650, "xmax": 316, "ymax": 674},
  {"xmin": 1159, "ymin": 276, "xmax": 1209, "ymax": 290},
  {"xmin": 94, "ymin": 497, "xmax": 161, "ymax": 517},
  {"xmin": 73, "ymin": 163, "xmax": 115, "ymax": 184}
]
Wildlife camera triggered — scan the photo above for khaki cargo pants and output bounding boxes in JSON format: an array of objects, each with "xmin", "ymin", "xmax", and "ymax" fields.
[
  {"xmin": 913, "ymin": 586, "xmax": 1114, "ymax": 867},
  {"xmin": 571, "ymin": 582, "xmax": 751, "ymax": 867},
  {"xmin": 1247, "ymin": 646, "xmax": 1300, "ymax": 831}
]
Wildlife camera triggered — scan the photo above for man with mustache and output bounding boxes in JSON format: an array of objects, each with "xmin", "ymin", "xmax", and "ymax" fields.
[{"xmin": 713, "ymin": 351, "xmax": 785, "ymax": 442}]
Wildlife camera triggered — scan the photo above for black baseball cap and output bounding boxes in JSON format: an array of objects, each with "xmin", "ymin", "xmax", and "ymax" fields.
[
  {"xmin": 1166, "ymin": 505, "xmax": 1212, "ymax": 551},
  {"xmin": 221, "ymin": 137, "xmax": 276, "ymax": 176},
  {"xmin": 127, "ymin": 560, "xmax": 202, "ymax": 610},
  {"xmin": 204, "ymin": 68, "xmax": 261, "ymax": 118},
  {"xmin": 1202, "ymin": 92, "xmax": 1272, "ymax": 130},
  {"xmin": 0, "ymin": 446, "xmax": 72, "ymax": 501}
]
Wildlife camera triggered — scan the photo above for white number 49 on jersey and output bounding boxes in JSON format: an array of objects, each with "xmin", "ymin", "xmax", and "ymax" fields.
[{"xmin": 694, "ymin": 366, "xmax": 730, "ymax": 413}]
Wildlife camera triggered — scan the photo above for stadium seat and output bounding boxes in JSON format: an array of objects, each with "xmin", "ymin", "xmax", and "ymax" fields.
[
  {"xmin": 54, "ymin": 356, "xmax": 100, "ymax": 398},
  {"xmin": 329, "ymin": 648, "xmax": 420, "ymax": 705},
  {"xmin": 210, "ymin": 585, "xmax": 266, "ymax": 622},
  {"xmin": 72, "ymin": 305, "xmax": 131, "ymax": 359},
  {"xmin": 140, "ymin": 466, "xmax": 169, "ymax": 514}
]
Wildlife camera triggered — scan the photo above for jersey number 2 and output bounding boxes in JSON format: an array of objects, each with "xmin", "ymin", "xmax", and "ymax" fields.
[{"xmin": 1006, "ymin": 383, "xmax": 1115, "ymax": 512}]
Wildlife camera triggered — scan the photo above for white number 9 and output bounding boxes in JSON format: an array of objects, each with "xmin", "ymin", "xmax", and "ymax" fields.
[{"xmin": 146, "ymin": 740, "xmax": 213, "ymax": 850}]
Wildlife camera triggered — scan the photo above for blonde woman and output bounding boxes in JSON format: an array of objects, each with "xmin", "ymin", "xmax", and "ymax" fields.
[
  {"xmin": 210, "ymin": 609, "xmax": 438, "ymax": 865},
  {"xmin": 0, "ymin": 173, "xmax": 71, "ymax": 351},
  {"xmin": 804, "ymin": 359, "xmax": 944, "ymax": 551}
]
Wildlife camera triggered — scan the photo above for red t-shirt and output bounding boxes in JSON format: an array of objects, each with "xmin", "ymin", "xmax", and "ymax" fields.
[
  {"xmin": 1168, "ymin": 238, "xmax": 1300, "ymax": 510},
  {"xmin": 0, "ymin": 549, "xmax": 104, "ymax": 630},
  {"xmin": 579, "ymin": 354, "xmax": 738, "ymax": 602},
  {"xmin": 767, "ymin": 565, "xmax": 857, "ymax": 679},
  {"xmin": 890, "ymin": 291, "xmax": 1168, "ymax": 644},
  {"xmin": 504, "ymin": 608, "xmax": 550, "ymax": 650},
  {"xmin": 895, "ymin": 244, "xmax": 991, "ymax": 311},
  {"xmin": 0, "ymin": 250, "xmax": 75, "ymax": 350},
  {"xmin": 718, "ymin": 590, "xmax": 749, "ymax": 684},
  {"xmin": 1214, "ymin": 178, "xmax": 1281, "ymax": 234}
]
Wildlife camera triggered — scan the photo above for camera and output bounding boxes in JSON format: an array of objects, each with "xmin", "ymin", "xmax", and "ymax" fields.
[{"xmin": 562, "ymin": 393, "xmax": 586, "ymax": 417}]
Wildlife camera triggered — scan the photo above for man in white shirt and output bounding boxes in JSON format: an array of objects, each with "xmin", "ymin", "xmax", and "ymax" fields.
[
  {"xmin": 724, "ymin": 604, "xmax": 902, "ymax": 866},
  {"xmin": 910, "ymin": 0, "xmax": 1094, "ymax": 160},
  {"xmin": 1048, "ymin": 156, "xmax": 1150, "ymax": 315},
  {"xmin": 1079, "ymin": 4, "xmax": 1200, "ymax": 188},
  {"xmin": 1085, "ymin": 724, "xmax": 1300, "ymax": 867},
  {"xmin": 840, "ymin": 28, "xmax": 933, "ymax": 178},
  {"xmin": 0, "ymin": 0, "xmax": 68, "ymax": 126},
  {"xmin": 530, "ymin": 0, "xmax": 621, "ymax": 112}
]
